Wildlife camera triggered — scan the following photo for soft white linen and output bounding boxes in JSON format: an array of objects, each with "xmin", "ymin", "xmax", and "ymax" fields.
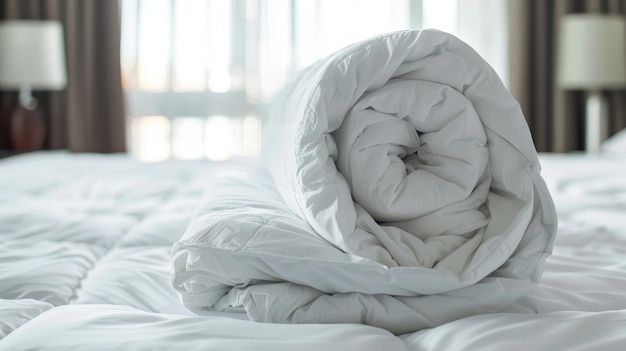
[
  {"xmin": 0, "ymin": 153, "xmax": 405, "ymax": 350},
  {"xmin": 0, "ymin": 305, "xmax": 404, "ymax": 351},
  {"xmin": 172, "ymin": 29, "xmax": 557, "ymax": 334},
  {"xmin": 507, "ymin": 154, "xmax": 626, "ymax": 314},
  {"xmin": 0, "ymin": 299, "xmax": 52, "ymax": 339},
  {"xmin": 407, "ymin": 153, "xmax": 626, "ymax": 350},
  {"xmin": 1, "ymin": 151, "xmax": 626, "ymax": 350},
  {"xmin": 602, "ymin": 128, "xmax": 626, "ymax": 154},
  {"xmin": 0, "ymin": 152, "xmax": 210, "ymax": 314},
  {"xmin": 403, "ymin": 310, "xmax": 626, "ymax": 351},
  {"xmin": 264, "ymin": 29, "xmax": 556, "ymax": 269}
]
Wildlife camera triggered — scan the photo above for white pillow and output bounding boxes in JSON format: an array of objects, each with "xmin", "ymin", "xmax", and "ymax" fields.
[{"xmin": 602, "ymin": 129, "xmax": 626, "ymax": 154}]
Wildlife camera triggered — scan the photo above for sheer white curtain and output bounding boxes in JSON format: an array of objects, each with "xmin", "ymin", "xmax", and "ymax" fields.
[{"xmin": 121, "ymin": 0, "xmax": 468, "ymax": 162}]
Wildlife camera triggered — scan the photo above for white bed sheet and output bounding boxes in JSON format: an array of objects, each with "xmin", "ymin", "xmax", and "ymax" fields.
[{"xmin": 1, "ymin": 151, "xmax": 625, "ymax": 350}]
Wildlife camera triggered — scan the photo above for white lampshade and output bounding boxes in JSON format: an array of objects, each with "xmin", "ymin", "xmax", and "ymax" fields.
[
  {"xmin": 557, "ymin": 14, "xmax": 626, "ymax": 90},
  {"xmin": 0, "ymin": 20, "xmax": 67, "ymax": 90}
]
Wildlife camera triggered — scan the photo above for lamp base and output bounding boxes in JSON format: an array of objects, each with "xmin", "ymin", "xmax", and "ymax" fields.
[
  {"xmin": 10, "ymin": 103, "xmax": 46, "ymax": 152},
  {"xmin": 585, "ymin": 91, "xmax": 608, "ymax": 153}
]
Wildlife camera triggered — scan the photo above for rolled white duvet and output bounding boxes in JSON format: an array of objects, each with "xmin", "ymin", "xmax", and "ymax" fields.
[{"xmin": 171, "ymin": 30, "xmax": 557, "ymax": 334}]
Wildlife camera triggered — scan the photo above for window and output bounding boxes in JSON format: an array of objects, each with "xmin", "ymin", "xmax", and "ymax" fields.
[{"xmin": 121, "ymin": 0, "xmax": 460, "ymax": 162}]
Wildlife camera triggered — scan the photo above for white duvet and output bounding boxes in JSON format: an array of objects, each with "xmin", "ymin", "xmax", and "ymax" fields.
[{"xmin": 171, "ymin": 29, "xmax": 558, "ymax": 334}]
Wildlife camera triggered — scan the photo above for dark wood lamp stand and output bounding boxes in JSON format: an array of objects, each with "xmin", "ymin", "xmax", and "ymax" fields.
[{"xmin": 9, "ymin": 99, "xmax": 46, "ymax": 152}]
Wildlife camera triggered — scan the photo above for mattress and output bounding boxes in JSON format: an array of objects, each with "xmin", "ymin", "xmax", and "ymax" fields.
[{"xmin": 0, "ymin": 150, "xmax": 625, "ymax": 350}]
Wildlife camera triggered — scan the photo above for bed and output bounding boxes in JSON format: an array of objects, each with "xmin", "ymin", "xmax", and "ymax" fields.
[{"xmin": 2, "ymin": 30, "xmax": 626, "ymax": 350}]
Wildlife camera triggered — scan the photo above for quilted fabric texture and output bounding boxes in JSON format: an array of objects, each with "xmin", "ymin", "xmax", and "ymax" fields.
[{"xmin": 0, "ymin": 152, "xmax": 214, "ymax": 335}]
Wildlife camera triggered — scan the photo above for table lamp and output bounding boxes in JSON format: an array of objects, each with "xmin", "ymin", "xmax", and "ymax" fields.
[
  {"xmin": 0, "ymin": 20, "xmax": 67, "ymax": 152},
  {"xmin": 556, "ymin": 14, "xmax": 626, "ymax": 153}
]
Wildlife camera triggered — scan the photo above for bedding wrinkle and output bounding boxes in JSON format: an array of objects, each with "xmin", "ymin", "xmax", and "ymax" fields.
[
  {"xmin": 69, "ymin": 173, "xmax": 193, "ymax": 307},
  {"xmin": 333, "ymin": 75, "xmax": 495, "ymax": 269}
]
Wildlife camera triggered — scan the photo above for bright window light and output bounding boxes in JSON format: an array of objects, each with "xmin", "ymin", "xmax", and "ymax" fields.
[
  {"xmin": 204, "ymin": 116, "xmax": 242, "ymax": 161},
  {"xmin": 130, "ymin": 115, "xmax": 171, "ymax": 162},
  {"xmin": 242, "ymin": 114, "xmax": 260, "ymax": 157},
  {"xmin": 172, "ymin": 117, "xmax": 205, "ymax": 159},
  {"xmin": 136, "ymin": 0, "xmax": 171, "ymax": 91},
  {"xmin": 173, "ymin": 0, "xmax": 209, "ymax": 92},
  {"xmin": 422, "ymin": 0, "xmax": 458, "ymax": 35},
  {"xmin": 207, "ymin": 0, "xmax": 233, "ymax": 92},
  {"xmin": 122, "ymin": 0, "xmax": 458, "ymax": 161}
]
